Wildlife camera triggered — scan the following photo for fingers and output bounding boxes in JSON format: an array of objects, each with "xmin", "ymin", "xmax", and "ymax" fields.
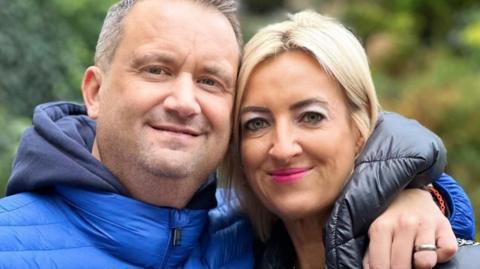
[
  {"xmin": 412, "ymin": 217, "xmax": 437, "ymax": 269},
  {"xmin": 366, "ymin": 218, "xmax": 393, "ymax": 269},
  {"xmin": 366, "ymin": 189, "xmax": 458, "ymax": 269},
  {"xmin": 435, "ymin": 218, "xmax": 458, "ymax": 263},
  {"xmin": 390, "ymin": 215, "xmax": 419, "ymax": 269},
  {"xmin": 363, "ymin": 248, "xmax": 370, "ymax": 269}
]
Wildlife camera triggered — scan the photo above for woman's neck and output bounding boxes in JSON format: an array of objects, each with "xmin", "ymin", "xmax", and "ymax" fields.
[{"xmin": 283, "ymin": 214, "xmax": 327, "ymax": 269}]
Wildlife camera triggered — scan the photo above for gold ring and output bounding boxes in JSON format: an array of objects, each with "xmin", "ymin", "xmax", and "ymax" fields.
[{"xmin": 414, "ymin": 244, "xmax": 437, "ymax": 252}]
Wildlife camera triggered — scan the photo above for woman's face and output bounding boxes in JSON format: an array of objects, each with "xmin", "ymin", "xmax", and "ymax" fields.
[{"xmin": 240, "ymin": 50, "xmax": 361, "ymax": 221}]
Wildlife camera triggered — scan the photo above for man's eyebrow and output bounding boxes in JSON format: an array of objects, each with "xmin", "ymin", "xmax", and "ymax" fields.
[
  {"xmin": 290, "ymin": 98, "xmax": 328, "ymax": 110},
  {"xmin": 130, "ymin": 51, "xmax": 177, "ymax": 67}
]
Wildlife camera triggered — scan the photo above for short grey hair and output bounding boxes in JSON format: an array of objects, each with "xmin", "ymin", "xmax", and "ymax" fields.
[
  {"xmin": 94, "ymin": 0, "xmax": 243, "ymax": 69},
  {"xmin": 219, "ymin": 10, "xmax": 380, "ymax": 241}
]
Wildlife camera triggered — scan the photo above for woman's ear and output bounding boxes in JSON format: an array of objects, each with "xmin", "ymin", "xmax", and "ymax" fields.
[
  {"xmin": 81, "ymin": 66, "xmax": 103, "ymax": 119},
  {"xmin": 351, "ymin": 123, "xmax": 365, "ymax": 158},
  {"xmin": 355, "ymin": 133, "xmax": 365, "ymax": 157}
]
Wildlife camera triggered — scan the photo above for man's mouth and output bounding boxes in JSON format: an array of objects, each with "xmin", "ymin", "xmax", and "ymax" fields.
[{"xmin": 149, "ymin": 124, "xmax": 201, "ymax": 137}]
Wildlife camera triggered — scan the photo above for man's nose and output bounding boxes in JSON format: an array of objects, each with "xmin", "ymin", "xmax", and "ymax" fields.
[
  {"xmin": 163, "ymin": 75, "xmax": 201, "ymax": 118},
  {"xmin": 268, "ymin": 124, "xmax": 302, "ymax": 163}
]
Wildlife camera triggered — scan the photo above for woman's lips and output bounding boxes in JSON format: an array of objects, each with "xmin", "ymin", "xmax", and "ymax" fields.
[{"xmin": 269, "ymin": 168, "xmax": 310, "ymax": 184}]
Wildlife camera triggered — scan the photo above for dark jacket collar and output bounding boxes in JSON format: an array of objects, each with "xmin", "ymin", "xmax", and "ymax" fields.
[{"xmin": 7, "ymin": 101, "xmax": 217, "ymax": 210}]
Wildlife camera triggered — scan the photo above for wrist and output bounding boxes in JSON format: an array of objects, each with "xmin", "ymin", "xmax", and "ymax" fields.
[{"xmin": 424, "ymin": 183, "xmax": 449, "ymax": 217}]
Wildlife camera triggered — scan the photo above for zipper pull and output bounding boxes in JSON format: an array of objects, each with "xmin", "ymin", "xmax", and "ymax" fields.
[{"xmin": 172, "ymin": 228, "xmax": 182, "ymax": 246}]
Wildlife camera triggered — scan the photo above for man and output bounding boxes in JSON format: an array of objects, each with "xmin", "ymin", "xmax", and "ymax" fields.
[{"xmin": 0, "ymin": 0, "xmax": 474, "ymax": 268}]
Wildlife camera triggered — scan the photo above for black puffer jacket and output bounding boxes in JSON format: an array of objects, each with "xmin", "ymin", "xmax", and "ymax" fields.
[
  {"xmin": 325, "ymin": 112, "xmax": 446, "ymax": 268},
  {"xmin": 256, "ymin": 112, "xmax": 448, "ymax": 269},
  {"xmin": 325, "ymin": 112, "xmax": 480, "ymax": 269}
]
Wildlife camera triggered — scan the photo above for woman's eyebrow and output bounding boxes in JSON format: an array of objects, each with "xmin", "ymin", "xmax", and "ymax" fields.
[
  {"xmin": 290, "ymin": 98, "xmax": 328, "ymax": 110},
  {"xmin": 239, "ymin": 106, "xmax": 270, "ymax": 115}
]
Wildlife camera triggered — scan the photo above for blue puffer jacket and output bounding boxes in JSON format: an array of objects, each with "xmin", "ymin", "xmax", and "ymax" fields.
[{"xmin": 0, "ymin": 102, "xmax": 254, "ymax": 269}]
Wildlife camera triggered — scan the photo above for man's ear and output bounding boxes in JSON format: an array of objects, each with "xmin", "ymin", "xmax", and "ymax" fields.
[{"xmin": 81, "ymin": 66, "xmax": 104, "ymax": 119}]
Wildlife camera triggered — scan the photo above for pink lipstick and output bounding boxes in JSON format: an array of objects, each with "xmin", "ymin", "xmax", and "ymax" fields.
[{"xmin": 270, "ymin": 168, "xmax": 310, "ymax": 184}]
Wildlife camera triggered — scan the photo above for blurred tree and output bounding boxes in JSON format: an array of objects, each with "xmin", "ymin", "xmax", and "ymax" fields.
[
  {"xmin": 0, "ymin": 0, "xmax": 116, "ymax": 117},
  {"xmin": 0, "ymin": 110, "xmax": 29, "ymax": 193},
  {"xmin": 242, "ymin": 0, "xmax": 286, "ymax": 14},
  {"xmin": 0, "ymin": 0, "xmax": 116, "ymax": 191}
]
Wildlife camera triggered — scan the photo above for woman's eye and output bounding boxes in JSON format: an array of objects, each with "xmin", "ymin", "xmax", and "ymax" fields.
[
  {"xmin": 243, "ymin": 118, "xmax": 269, "ymax": 132},
  {"xmin": 300, "ymin": 111, "xmax": 325, "ymax": 124}
]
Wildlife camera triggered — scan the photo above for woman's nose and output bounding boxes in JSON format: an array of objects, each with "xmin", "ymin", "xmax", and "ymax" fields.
[{"xmin": 268, "ymin": 125, "xmax": 302, "ymax": 163}]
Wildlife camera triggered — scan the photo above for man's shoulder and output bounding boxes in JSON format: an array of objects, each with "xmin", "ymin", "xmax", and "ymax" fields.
[
  {"xmin": 0, "ymin": 191, "xmax": 141, "ymax": 269},
  {"xmin": 0, "ymin": 191, "xmax": 88, "ymax": 249},
  {"xmin": 0, "ymin": 191, "xmax": 64, "ymax": 219}
]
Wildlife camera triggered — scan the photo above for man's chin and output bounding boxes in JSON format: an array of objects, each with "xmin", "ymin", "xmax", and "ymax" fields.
[
  {"xmin": 148, "ymin": 130, "xmax": 203, "ymax": 151},
  {"xmin": 141, "ymin": 153, "xmax": 197, "ymax": 179}
]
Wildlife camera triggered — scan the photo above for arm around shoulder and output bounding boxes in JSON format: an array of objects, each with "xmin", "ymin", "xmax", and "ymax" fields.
[{"xmin": 434, "ymin": 173, "xmax": 475, "ymax": 240}]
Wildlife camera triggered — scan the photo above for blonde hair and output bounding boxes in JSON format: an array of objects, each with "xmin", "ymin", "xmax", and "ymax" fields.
[{"xmin": 219, "ymin": 10, "xmax": 380, "ymax": 241}]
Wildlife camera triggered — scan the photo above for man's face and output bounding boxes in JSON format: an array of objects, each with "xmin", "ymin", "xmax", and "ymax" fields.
[{"xmin": 88, "ymin": 0, "xmax": 240, "ymax": 186}]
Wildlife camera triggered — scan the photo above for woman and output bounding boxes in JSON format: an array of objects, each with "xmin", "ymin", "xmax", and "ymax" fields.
[{"xmin": 220, "ymin": 10, "xmax": 475, "ymax": 268}]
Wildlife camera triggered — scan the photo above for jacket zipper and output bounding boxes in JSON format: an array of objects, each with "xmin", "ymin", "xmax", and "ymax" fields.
[
  {"xmin": 159, "ymin": 227, "xmax": 182, "ymax": 268},
  {"xmin": 173, "ymin": 227, "xmax": 182, "ymax": 246}
]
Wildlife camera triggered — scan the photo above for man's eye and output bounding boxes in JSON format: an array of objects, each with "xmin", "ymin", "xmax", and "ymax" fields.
[
  {"xmin": 198, "ymin": 78, "xmax": 217, "ymax": 86},
  {"xmin": 244, "ymin": 118, "xmax": 269, "ymax": 132},
  {"xmin": 144, "ymin": 66, "xmax": 168, "ymax": 75},
  {"xmin": 300, "ymin": 112, "xmax": 325, "ymax": 124}
]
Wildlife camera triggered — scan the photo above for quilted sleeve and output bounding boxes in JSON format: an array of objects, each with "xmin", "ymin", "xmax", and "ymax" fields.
[{"xmin": 434, "ymin": 173, "xmax": 476, "ymax": 240}]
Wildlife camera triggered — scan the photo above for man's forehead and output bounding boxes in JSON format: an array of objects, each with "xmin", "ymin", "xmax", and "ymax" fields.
[
  {"xmin": 121, "ymin": 0, "xmax": 238, "ymax": 50},
  {"xmin": 116, "ymin": 0, "xmax": 239, "ymax": 76}
]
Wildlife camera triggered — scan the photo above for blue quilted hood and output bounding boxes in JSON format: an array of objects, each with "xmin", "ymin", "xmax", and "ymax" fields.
[{"xmin": 6, "ymin": 101, "xmax": 216, "ymax": 209}]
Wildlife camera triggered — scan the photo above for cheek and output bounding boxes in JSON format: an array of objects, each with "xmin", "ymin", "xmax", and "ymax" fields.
[
  {"xmin": 112, "ymin": 75, "xmax": 176, "ymax": 107},
  {"xmin": 200, "ymin": 94, "xmax": 233, "ymax": 132},
  {"xmin": 240, "ymin": 139, "xmax": 261, "ymax": 176},
  {"xmin": 327, "ymin": 133, "xmax": 358, "ymax": 181},
  {"xmin": 303, "ymin": 128, "xmax": 357, "ymax": 175},
  {"xmin": 241, "ymin": 141, "xmax": 269, "ymax": 203}
]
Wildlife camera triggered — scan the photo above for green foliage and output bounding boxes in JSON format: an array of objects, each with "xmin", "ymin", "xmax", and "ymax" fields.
[
  {"xmin": 0, "ymin": 0, "xmax": 115, "ymax": 192},
  {"xmin": 461, "ymin": 11, "xmax": 480, "ymax": 62},
  {"xmin": 242, "ymin": 0, "xmax": 286, "ymax": 14},
  {"xmin": 377, "ymin": 52, "xmax": 480, "ymax": 236},
  {"xmin": 0, "ymin": 108, "xmax": 30, "ymax": 193},
  {"xmin": 0, "ymin": 0, "xmax": 116, "ymax": 117}
]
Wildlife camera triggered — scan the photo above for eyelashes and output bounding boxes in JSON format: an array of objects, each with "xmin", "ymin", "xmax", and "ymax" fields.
[
  {"xmin": 241, "ymin": 110, "xmax": 327, "ymax": 135},
  {"xmin": 298, "ymin": 111, "xmax": 326, "ymax": 124},
  {"xmin": 243, "ymin": 117, "xmax": 270, "ymax": 132}
]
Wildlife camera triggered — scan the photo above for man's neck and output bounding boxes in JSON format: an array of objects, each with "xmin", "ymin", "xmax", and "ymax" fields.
[
  {"xmin": 91, "ymin": 141, "xmax": 207, "ymax": 208},
  {"xmin": 121, "ymin": 173, "xmax": 202, "ymax": 208}
]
